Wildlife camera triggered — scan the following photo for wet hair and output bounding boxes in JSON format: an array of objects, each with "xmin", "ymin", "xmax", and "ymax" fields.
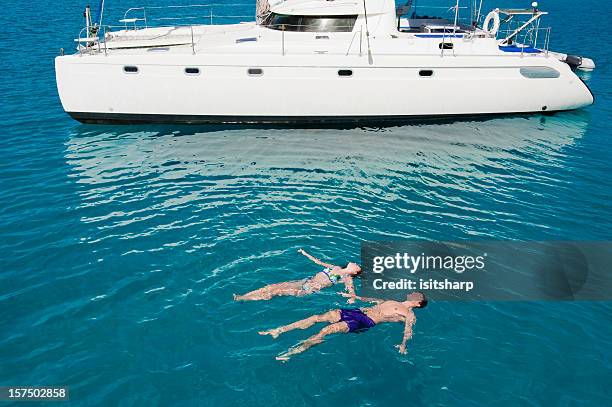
[
  {"xmin": 408, "ymin": 292, "xmax": 427, "ymax": 308},
  {"xmin": 345, "ymin": 263, "xmax": 363, "ymax": 277},
  {"xmin": 415, "ymin": 292, "xmax": 428, "ymax": 308}
]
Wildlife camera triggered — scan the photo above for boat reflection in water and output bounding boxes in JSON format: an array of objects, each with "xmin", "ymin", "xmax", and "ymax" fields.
[{"xmin": 64, "ymin": 112, "xmax": 589, "ymax": 246}]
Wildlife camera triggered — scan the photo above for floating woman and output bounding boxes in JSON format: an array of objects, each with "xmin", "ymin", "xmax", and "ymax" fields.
[{"xmin": 234, "ymin": 249, "xmax": 362, "ymax": 302}]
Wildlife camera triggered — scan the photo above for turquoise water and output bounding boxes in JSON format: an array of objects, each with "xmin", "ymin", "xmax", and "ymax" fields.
[{"xmin": 1, "ymin": 0, "xmax": 612, "ymax": 405}]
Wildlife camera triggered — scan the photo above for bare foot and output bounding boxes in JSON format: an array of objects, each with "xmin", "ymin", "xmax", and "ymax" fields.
[
  {"xmin": 275, "ymin": 354, "xmax": 290, "ymax": 362},
  {"xmin": 258, "ymin": 329, "xmax": 280, "ymax": 339},
  {"xmin": 234, "ymin": 294, "xmax": 251, "ymax": 301}
]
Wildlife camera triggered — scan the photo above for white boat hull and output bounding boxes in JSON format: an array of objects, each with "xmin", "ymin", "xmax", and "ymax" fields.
[
  {"xmin": 57, "ymin": 0, "xmax": 597, "ymax": 124},
  {"xmin": 56, "ymin": 53, "xmax": 593, "ymax": 124}
]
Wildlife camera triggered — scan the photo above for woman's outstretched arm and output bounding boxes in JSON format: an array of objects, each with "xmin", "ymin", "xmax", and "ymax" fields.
[
  {"xmin": 339, "ymin": 292, "xmax": 385, "ymax": 304},
  {"xmin": 298, "ymin": 249, "xmax": 335, "ymax": 269},
  {"xmin": 343, "ymin": 277, "xmax": 356, "ymax": 304}
]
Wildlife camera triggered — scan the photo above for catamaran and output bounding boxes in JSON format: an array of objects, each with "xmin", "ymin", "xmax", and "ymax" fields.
[{"xmin": 55, "ymin": 0, "xmax": 595, "ymax": 124}]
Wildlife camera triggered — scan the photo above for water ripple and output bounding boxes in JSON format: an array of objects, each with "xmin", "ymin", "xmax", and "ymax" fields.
[{"xmin": 2, "ymin": 0, "xmax": 612, "ymax": 402}]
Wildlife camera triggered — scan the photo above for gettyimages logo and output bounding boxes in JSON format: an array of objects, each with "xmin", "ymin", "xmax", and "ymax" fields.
[
  {"xmin": 372, "ymin": 252, "xmax": 486, "ymax": 274},
  {"xmin": 361, "ymin": 241, "xmax": 612, "ymax": 301}
]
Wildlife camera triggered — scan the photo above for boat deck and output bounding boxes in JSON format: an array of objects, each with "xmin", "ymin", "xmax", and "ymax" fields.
[{"xmin": 79, "ymin": 22, "xmax": 515, "ymax": 59}]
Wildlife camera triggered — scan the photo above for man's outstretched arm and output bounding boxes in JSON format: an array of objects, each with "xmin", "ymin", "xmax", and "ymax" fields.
[
  {"xmin": 395, "ymin": 315, "xmax": 416, "ymax": 354},
  {"xmin": 298, "ymin": 248, "xmax": 335, "ymax": 268}
]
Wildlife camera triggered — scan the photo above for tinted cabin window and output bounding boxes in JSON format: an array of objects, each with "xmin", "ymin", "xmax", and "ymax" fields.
[
  {"xmin": 519, "ymin": 67, "xmax": 560, "ymax": 78},
  {"xmin": 185, "ymin": 67, "xmax": 200, "ymax": 75},
  {"xmin": 123, "ymin": 66, "xmax": 138, "ymax": 73},
  {"xmin": 248, "ymin": 68, "xmax": 263, "ymax": 76},
  {"xmin": 263, "ymin": 13, "xmax": 357, "ymax": 32},
  {"xmin": 439, "ymin": 42, "xmax": 454, "ymax": 50},
  {"xmin": 338, "ymin": 69, "xmax": 353, "ymax": 77},
  {"xmin": 419, "ymin": 70, "xmax": 434, "ymax": 77}
]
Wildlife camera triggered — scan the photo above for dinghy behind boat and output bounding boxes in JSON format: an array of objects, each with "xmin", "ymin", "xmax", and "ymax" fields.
[{"xmin": 549, "ymin": 52, "xmax": 596, "ymax": 72}]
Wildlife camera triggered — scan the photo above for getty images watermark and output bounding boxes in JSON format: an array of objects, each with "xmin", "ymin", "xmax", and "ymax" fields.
[
  {"xmin": 372, "ymin": 251, "xmax": 486, "ymax": 292},
  {"xmin": 361, "ymin": 241, "xmax": 612, "ymax": 301}
]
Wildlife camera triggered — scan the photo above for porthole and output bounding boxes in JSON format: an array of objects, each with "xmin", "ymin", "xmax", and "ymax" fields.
[
  {"xmin": 236, "ymin": 37, "xmax": 258, "ymax": 43},
  {"xmin": 185, "ymin": 67, "xmax": 200, "ymax": 75},
  {"xmin": 419, "ymin": 70, "xmax": 434, "ymax": 77},
  {"xmin": 248, "ymin": 68, "xmax": 263, "ymax": 76},
  {"xmin": 147, "ymin": 47, "xmax": 169, "ymax": 52},
  {"xmin": 439, "ymin": 42, "xmax": 454, "ymax": 50},
  {"xmin": 123, "ymin": 65, "xmax": 138, "ymax": 74},
  {"xmin": 338, "ymin": 69, "xmax": 353, "ymax": 77}
]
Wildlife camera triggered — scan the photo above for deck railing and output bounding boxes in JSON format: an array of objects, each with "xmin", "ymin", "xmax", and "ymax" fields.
[
  {"xmin": 76, "ymin": 3, "xmax": 256, "ymax": 55},
  {"xmin": 76, "ymin": 21, "xmax": 358, "ymax": 57},
  {"xmin": 122, "ymin": 3, "xmax": 254, "ymax": 28},
  {"xmin": 498, "ymin": 26, "xmax": 552, "ymax": 56},
  {"xmin": 74, "ymin": 3, "xmax": 553, "ymax": 58}
]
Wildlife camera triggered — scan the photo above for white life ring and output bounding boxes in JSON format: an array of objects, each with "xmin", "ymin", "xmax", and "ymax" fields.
[{"xmin": 483, "ymin": 9, "xmax": 500, "ymax": 36}]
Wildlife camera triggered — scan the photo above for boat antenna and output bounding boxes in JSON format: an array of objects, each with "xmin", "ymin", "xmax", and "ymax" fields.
[
  {"xmin": 452, "ymin": 0, "xmax": 459, "ymax": 35},
  {"xmin": 99, "ymin": 0, "xmax": 105, "ymax": 28},
  {"xmin": 476, "ymin": 0, "xmax": 484, "ymax": 25},
  {"xmin": 93, "ymin": 0, "xmax": 105, "ymax": 31},
  {"xmin": 362, "ymin": 0, "xmax": 373, "ymax": 65}
]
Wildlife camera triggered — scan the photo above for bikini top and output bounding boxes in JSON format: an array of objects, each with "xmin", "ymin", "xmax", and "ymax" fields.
[{"xmin": 322, "ymin": 267, "xmax": 342, "ymax": 285}]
